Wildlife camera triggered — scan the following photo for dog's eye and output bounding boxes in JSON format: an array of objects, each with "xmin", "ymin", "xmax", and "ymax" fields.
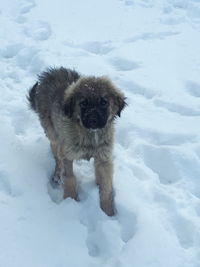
[
  {"xmin": 100, "ymin": 98, "xmax": 108, "ymax": 107},
  {"xmin": 79, "ymin": 99, "xmax": 88, "ymax": 108}
]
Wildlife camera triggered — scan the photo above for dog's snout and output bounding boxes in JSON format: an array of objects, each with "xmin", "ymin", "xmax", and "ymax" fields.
[
  {"xmin": 81, "ymin": 107, "xmax": 108, "ymax": 129},
  {"xmin": 88, "ymin": 116, "xmax": 98, "ymax": 128}
]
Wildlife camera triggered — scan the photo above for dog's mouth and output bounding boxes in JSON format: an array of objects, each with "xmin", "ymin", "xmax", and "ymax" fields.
[{"xmin": 81, "ymin": 111, "xmax": 107, "ymax": 129}]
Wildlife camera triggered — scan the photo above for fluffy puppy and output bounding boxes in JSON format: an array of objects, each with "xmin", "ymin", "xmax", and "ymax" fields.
[{"xmin": 28, "ymin": 67, "xmax": 126, "ymax": 216}]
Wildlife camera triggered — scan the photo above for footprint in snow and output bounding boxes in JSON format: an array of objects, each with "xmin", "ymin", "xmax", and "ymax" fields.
[
  {"xmin": 0, "ymin": 171, "xmax": 12, "ymax": 196},
  {"xmin": 117, "ymin": 79, "xmax": 156, "ymax": 99},
  {"xmin": 19, "ymin": 0, "xmax": 36, "ymax": 14},
  {"xmin": 138, "ymin": 0, "xmax": 154, "ymax": 8},
  {"xmin": 137, "ymin": 144, "xmax": 182, "ymax": 184},
  {"xmin": 154, "ymin": 192, "xmax": 198, "ymax": 249},
  {"xmin": 85, "ymin": 218, "xmax": 124, "ymax": 259},
  {"xmin": 0, "ymin": 43, "xmax": 24, "ymax": 59},
  {"xmin": 194, "ymin": 203, "xmax": 200, "ymax": 217},
  {"xmin": 187, "ymin": 2, "xmax": 200, "ymax": 23},
  {"xmin": 121, "ymin": 0, "xmax": 153, "ymax": 8},
  {"xmin": 153, "ymin": 98, "xmax": 200, "ymax": 117},
  {"xmin": 24, "ymin": 21, "xmax": 52, "ymax": 41},
  {"xmin": 125, "ymin": 31, "xmax": 180, "ymax": 43},
  {"xmin": 65, "ymin": 40, "xmax": 114, "ymax": 55},
  {"xmin": 159, "ymin": 15, "xmax": 185, "ymax": 25},
  {"xmin": 116, "ymin": 205, "xmax": 137, "ymax": 243},
  {"xmin": 133, "ymin": 126, "xmax": 197, "ymax": 146},
  {"xmin": 15, "ymin": 0, "xmax": 36, "ymax": 24},
  {"xmin": 0, "ymin": 170, "xmax": 22, "ymax": 197},
  {"xmin": 81, "ymin": 41, "xmax": 114, "ymax": 55},
  {"xmin": 121, "ymin": 0, "xmax": 134, "ymax": 7},
  {"xmin": 15, "ymin": 46, "xmax": 45, "ymax": 74},
  {"xmin": 109, "ymin": 57, "xmax": 141, "ymax": 71},
  {"xmin": 185, "ymin": 81, "xmax": 200, "ymax": 98},
  {"xmin": 79, "ymin": 193, "xmax": 124, "ymax": 259}
]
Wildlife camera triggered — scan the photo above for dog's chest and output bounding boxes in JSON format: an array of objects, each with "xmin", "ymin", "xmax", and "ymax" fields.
[
  {"xmin": 87, "ymin": 130, "xmax": 99, "ymax": 146},
  {"xmin": 80, "ymin": 131, "xmax": 101, "ymax": 158},
  {"xmin": 61, "ymin": 122, "xmax": 113, "ymax": 161},
  {"xmin": 69, "ymin": 130, "xmax": 108, "ymax": 160}
]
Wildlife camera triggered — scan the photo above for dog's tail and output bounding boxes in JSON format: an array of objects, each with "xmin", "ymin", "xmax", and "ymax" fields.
[{"xmin": 27, "ymin": 82, "xmax": 38, "ymax": 111}]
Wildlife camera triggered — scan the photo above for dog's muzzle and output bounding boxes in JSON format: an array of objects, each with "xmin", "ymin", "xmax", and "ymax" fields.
[{"xmin": 82, "ymin": 109, "xmax": 107, "ymax": 129}]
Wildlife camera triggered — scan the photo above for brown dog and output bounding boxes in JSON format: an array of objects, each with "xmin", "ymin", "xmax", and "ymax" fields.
[{"xmin": 28, "ymin": 67, "xmax": 126, "ymax": 216}]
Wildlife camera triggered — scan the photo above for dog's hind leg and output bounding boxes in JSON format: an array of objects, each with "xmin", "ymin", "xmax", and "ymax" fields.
[
  {"xmin": 39, "ymin": 117, "xmax": 61, "ymax": 187},
  {"xmin": 50, "ymin": 140, "xmax": 61, "ymax": 186}
]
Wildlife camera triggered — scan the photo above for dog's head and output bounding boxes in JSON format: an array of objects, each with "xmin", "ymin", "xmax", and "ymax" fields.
[{"xmin": 63, "ymin": 76, "xmax": 126, "ymax": 130}]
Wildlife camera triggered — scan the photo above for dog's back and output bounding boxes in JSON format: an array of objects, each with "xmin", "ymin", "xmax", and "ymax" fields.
[{"xmin": 28, "ymin": 67, "xmax": 80, "ymax": 115}]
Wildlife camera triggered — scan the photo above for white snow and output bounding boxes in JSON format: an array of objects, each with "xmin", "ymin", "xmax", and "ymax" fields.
[{"xmin": 0, "ymin": 0, "xmax": 200, "ymax": 266}]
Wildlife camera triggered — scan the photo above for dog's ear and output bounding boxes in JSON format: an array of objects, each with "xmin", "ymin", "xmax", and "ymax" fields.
[
  {"xmin": 102, "ymin": 77, "xmax": 127, "ymax": 117},
  {"xmin": 115, "ymin": 94, "xmax": 127, "ymax": 117},
  {"xmin": 63, "ymin": 95, "xmax": 75, "ymax": 118}
]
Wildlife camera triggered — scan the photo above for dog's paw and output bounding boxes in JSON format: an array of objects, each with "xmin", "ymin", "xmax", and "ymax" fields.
[
  {"xmin": 50, "ymin": 174, "xmax": 61, "ymax": 188},
  {"xmin": 63, "ymin": 188, "xmax": 78, "ymax": 201},
  {"xmin": 100, "ymin": 201, "xmax": 115, "ymax": 216}
]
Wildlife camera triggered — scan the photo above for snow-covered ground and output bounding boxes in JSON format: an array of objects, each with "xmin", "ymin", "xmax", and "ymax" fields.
[{"xmin": 0, "ymin": 0, "xmax": 200, "ymax": 266}]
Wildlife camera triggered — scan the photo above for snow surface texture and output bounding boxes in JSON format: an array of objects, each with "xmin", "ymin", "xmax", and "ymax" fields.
[{"xmin": 0, "ymin": 0, "xmax": 200, "ymax": 266}]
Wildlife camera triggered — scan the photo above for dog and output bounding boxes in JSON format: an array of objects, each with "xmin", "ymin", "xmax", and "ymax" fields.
[{"xmin": 28, "ymin": 67, "xmax": 126, "ymax": 216}]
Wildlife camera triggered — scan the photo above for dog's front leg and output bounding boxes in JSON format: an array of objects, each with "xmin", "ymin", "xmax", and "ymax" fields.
[
  {"xmin": 94, "ymin": 158, "xmax": 114, "ymax": 216},
  {"xmin": 60, "ymin": 158, "xmax": 77, "ymax": 200}
]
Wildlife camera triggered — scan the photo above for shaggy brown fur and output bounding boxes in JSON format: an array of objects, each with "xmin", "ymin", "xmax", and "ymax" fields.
[{"xmin": 28, "ymin": 67, "xmax": 126, "ymax": 216}]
